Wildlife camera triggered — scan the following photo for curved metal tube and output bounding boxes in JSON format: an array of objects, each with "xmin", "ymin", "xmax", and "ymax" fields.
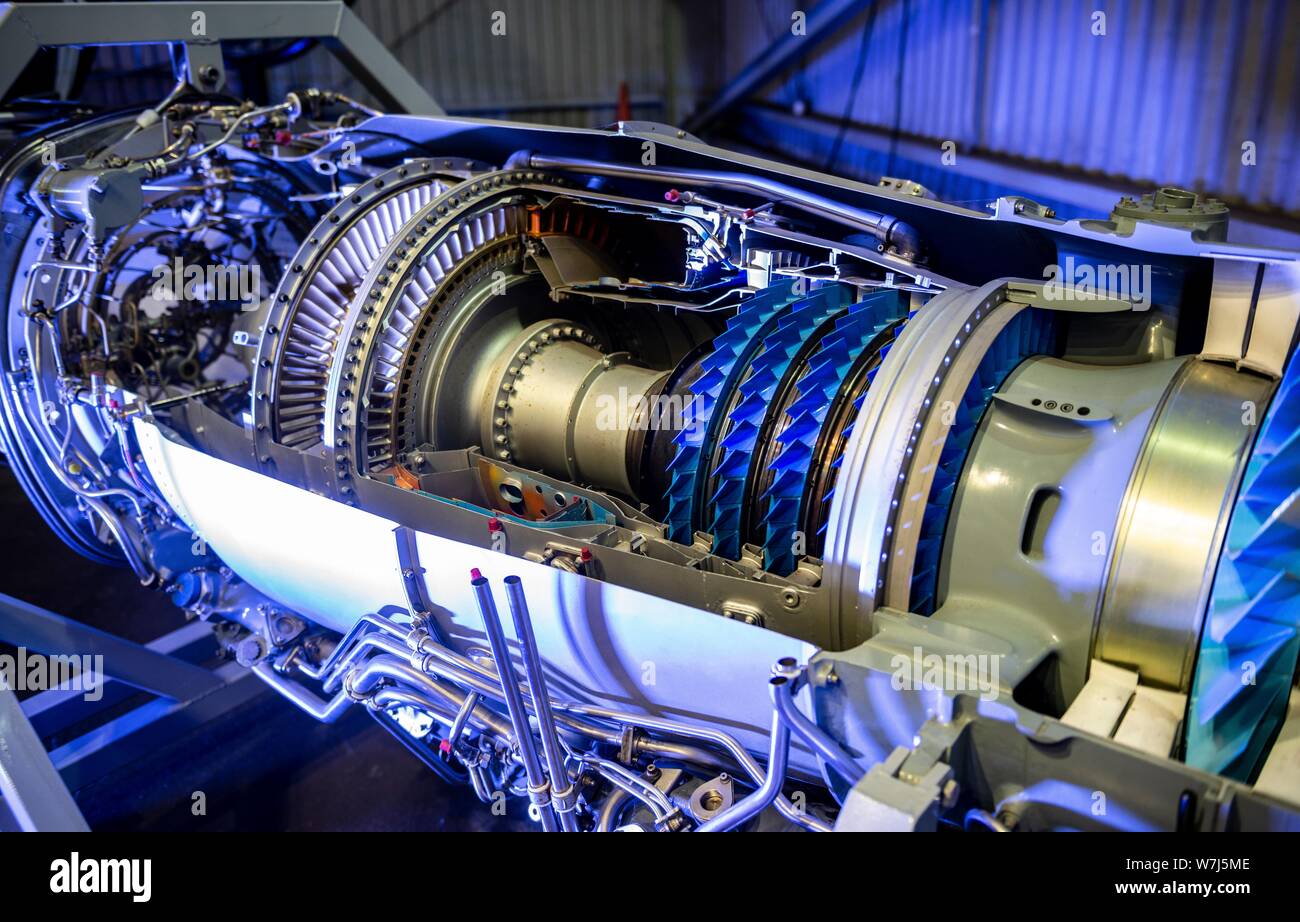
[
  {"xmin": 346, "ymin": 631, "xmax": 749, "ymax": 780},
  {"xmin": 579, "ymin": 754, "xmax": 673, "ymax": 822},
  {"xmin": 21, "ymin": 318, "xmax": 145, "ymax": 514},
  {"xmin": 407, "ymin": 627, "xmax": 826, "ymax": 830},
  {"xmin": 285, "ymin": 614, "xmax": 830, "ymax": 831},
  {"xmin": 369, "ymin": 688, "xmax": 457, "ymax": 724},
  {"xmin": 554, "ymin": 700, "xmax": 827, "ymax": 832},
  {"xmin": 773, "ymin": 682, "xmax": 865, "ymax": 784},
  {"xmin": 595, "ymin": 787, "xmax": 634, "ymax": 832},
  {"xmin": 252, "ymin": 662, "xmax": 352, "ymax": 722},
  {"xmin": 447, "ymin": 690, "xmax": 480, "ymax": 744},
  {"xmin": 964, "ymin": 808, "xmax": 1010, "ymax": 832},
  {"xmin": 13, "ymin": 317, "xmax": 154, "ymax": 581},
  {"xmin": 696, "ymin": 676, "xmax": 792, "ymax": 832},
  {"xmin": 350, "ymin": 655, "xmax": 514, "ymax": 738},
  {"xmin": 467, "ymin": 763, "xmax": 494, "ymax": 803},
  {"xmin": 522, "ymin": 153, "xmax": 921, "ymax": 260}
]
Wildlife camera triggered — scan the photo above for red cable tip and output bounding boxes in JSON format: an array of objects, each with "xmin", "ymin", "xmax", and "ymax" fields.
[
  {"xmin": 579, "ymin": 547, "xmax": 593, "ymax": 562},
  {"xmin": 664, "ymin": 189, "xmax": 681, "ymax": 203},
  {"xmin": 470, "ymin": 568, "xmax": 482, "ymax": 580},
  {"xmin": 487, "ymin": 517, "xmax": 503, "ymax": 532}
]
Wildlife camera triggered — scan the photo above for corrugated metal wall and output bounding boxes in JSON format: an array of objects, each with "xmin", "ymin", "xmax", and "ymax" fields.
[
  {"xmin": 71, "ymin": 0, "xmax": 1296, "ymax": 221},
  {"xmin": 80, "ymin": 43, "xmax": 174, "ymax": 108},
  {"xmin": 716, "ymin": 0, "xmax": 1299, "ymax": 215},
  {"xmin": 267, "ymin": 0, "xmax": 688, "ymax": 125},
  {"xmin": 80, "ymin": 0, "xmax": 716, "ymax": 128}
]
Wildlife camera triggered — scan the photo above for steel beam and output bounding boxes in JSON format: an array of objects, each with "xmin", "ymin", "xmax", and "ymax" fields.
[
  {"xmin": 22, "ymin": 620, "xmax": 218, "ymax": 737},
  {"xmin": 0, "ymin": 591, "xmax": 223, "ymax": 702},
  {"xmin": 324, "ymin": 4, "xmax": 443, "ymax": 115},
  {"xmin": 0, "ymin": 1, "xmax": 441, "ymax": 114},
  {"xmin": 684, "ymin": 0, "xmax": 873, "ymax": 134},
  {"xmin": 53, "ymin": 664, "xmax": 267, "ymax": 793},
  {"xmin": 0, "ymin": 681, "xmax": 88, "ymax": 831}
]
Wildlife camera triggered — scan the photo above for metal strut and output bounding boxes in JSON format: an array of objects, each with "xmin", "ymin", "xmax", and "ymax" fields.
[{"xmin": 0, "ymin": 1, "xmax": 442, "ymax": 114}]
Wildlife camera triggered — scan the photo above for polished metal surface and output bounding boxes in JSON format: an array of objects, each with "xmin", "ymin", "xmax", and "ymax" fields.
[
  {"xmin": 488, "ymin": 322, "xmax": 665, "ymax": 497},
  {"xmin": 1094, "ymin": 359, "xmax": 1276, "ymax": 691},
  {"xmin": 937, "ymin": 356, "xmax": 1187, "ymax": 702},
  {"xmin": 822, "ymin": 279, "xmax": 1002, "ymax": 647},
  {"xmin": 879, "ymin": 301, "xmax": 1026, "ymax": 613}
]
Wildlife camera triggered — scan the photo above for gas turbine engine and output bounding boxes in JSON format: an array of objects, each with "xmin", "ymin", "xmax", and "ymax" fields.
[{"xmin": 3, "ymin": 78, "xmax": 1300, "ymax": 832}]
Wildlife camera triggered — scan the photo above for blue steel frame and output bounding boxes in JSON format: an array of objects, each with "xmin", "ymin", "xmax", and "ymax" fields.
[{"xmin": 0, "ymin": 594, "xmax": 262, "ymax": 831}]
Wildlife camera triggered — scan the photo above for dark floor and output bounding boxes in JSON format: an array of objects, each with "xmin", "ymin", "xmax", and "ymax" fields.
[{"xmin": 1, "ymin": 465, "xmax": 529, "ymax": 831}]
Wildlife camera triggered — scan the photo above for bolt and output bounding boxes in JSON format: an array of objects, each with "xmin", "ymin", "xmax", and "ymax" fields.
[{"xmin": 941, "ymin": 779, "xmax": 961, "ymax": 809}]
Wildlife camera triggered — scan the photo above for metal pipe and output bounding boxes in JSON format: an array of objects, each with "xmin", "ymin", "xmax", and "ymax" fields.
[
  {"xmin": 339, "ymin": 614, "xmax": 828, "ymax": 829},
  {"xmin": 554, "ymin": 699, "xmax": 828, "ymax": 832},
  {"xmin": 570, "ymin": 747, "xmax": 674, "ymax": 817},
  {"xmin": 696, "ymin": 676, "xmax": 792, "ymax": 832},
  {"xmin": 309, "ymin": 613, "xmax": 829, "ymax": 830},
  {"xmin": 447, "ymin": 690, "xmax": 480, "ymax": 744},
  {"xmin": 964, "ymin": 808, "xmax": 1010, "ymax": 833},
  {"xmin": 379, "ymin": 629, "xmax": 772, "ymax": 786},
  {"xmin": 503, "ymin": 575, "xmax": 579, "ymax": 831},
  {"xmin": 147, "ymin": 381, "xmax": 246, "ymax": 409},
  {"xmin": 260, "ymin": 642, "xmax": 728, "ymax": 830},
  {"xmin": 22, "ymin": 317, "xmax": 147, "ymax": 517},
  {"xmin": 418, "ymin": 636, "xmax": 824, "ymax": 829},
  {"xmin": 587, "ymin": 761, "xmax": 672, "ymax": 823},
  {"xmin": 595, "ymin": 787, "xmax": 634, "ymax": 832},
  {"xmin": 368, "ymin": 629, "xmax": 748, "ymax": 773},
  {"xmin": 468, "ymin": 763, "xmax": 494, "ymax": 804},
  {"xmin": 369, "ymin": 688, "xmax": 461, "ymax": 729},
  {"xmin": 313, "ymin": 611, "xmax": 408, "ymax": 679},
  {"xmin": 521, "ymin": 153, "xmax": 921, "ymax": 260},
  {"xmin": 470, "ymin": 570, "xmax": 559, "ymax": 831},
  {"xmin": 327, "ymin": 631, "xmax": 490, "ymax": 697},
  {"xmin": 252, "ymin": 662, "xmax": 351, "ymax": 722},
  {"xmin": 773, "ymin": 679, "xmax": 865, "ymax": 784},
  {"xmin": 345, "ymin": 633, "xmax": 741, "ymax": 826},
  {"xmin": 350, "ymin": 655, "xmax": 513, "ymax": 738}
]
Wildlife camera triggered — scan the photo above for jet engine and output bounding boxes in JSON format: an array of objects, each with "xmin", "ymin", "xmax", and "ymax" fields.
[{"xmin": 3, "ymin": 74, "xmax": 1299, "ymax": 831}]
